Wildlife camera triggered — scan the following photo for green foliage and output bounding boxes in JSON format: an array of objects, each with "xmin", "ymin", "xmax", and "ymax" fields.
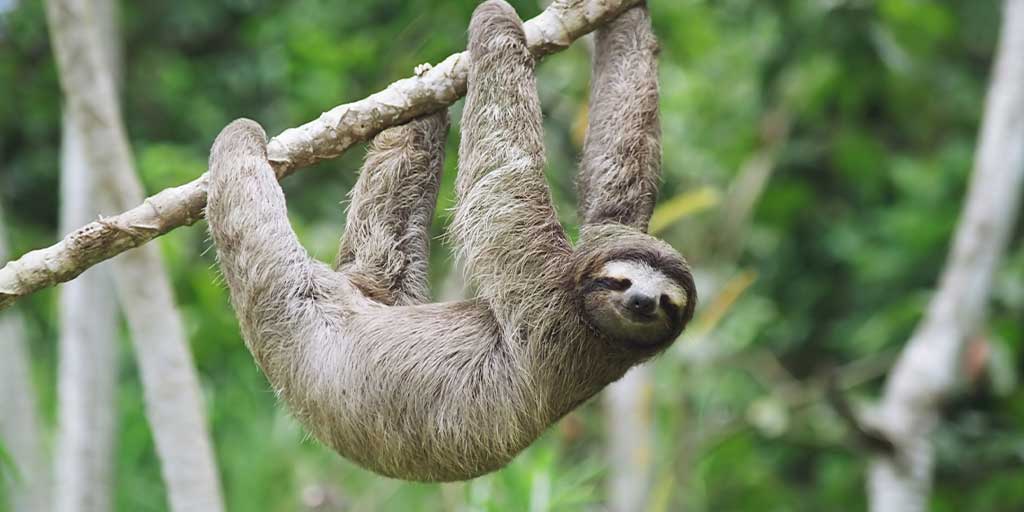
[{"xmin": 1, "ymin": 0, "xmax": 1022, "ymax": 510}]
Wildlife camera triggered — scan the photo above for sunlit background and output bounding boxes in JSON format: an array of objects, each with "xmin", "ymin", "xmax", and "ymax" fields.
[{"xmin": 1, "ymin": 0, "xmax": 1022, "ymax": 510}]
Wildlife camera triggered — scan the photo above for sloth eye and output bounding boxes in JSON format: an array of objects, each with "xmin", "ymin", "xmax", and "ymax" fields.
[{"xmin": 596, "ymin": 277, "xmax": 631, "ymax": 291}]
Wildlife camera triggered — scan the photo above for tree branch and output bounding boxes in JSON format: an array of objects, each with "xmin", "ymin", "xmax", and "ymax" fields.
[
  {"xmin": 0, "ymin": 0, "xmax": 642, "ymax": 311},
  {"xmin": 867, "ymin": 1, "xmax": 1024, "ymax": 509},
  {"xmin": 824, "ymin": 371, "xmax": 896, "ymax": 456}
]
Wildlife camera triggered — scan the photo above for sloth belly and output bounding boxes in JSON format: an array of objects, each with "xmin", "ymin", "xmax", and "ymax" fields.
[
  {"xmin": 317, "ymin": 355, "xmax": 544, "ymax": 481},
  {"xmin": 331, "ymin": 413, "xmax": 533, "ymax": 482},
  {"xmin": 284, "ymin": 306, "xmax": 548, "ymax": 482}
]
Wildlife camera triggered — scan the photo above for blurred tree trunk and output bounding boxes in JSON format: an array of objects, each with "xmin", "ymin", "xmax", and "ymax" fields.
[
  {"xmin": 604, "ymin": 366, "xmax": 653, "ymax": 512},
  {"xmin": 55, "ymin": 106, "xmax": 121, "ymax": 512},
  {"xmin": 53, "ymin": 0, "xmax": 120, "ymax": 510},
  {"xmin": 45, "ymin": 0, "xmax": 226, "ymax": 510},
  {"xmin": 0, "ymin": 206, "xmax": 50, "ymax": 512},
  {"xmin": 867, "ymin": 0, "xmax": 1024, "ymax": 510}
]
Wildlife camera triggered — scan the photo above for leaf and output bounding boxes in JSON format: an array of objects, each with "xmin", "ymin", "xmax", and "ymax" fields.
[
  {"xmin": 648, "ymin": 186, "xmax": 720, "ymax": 236},
  {"xmin": 689, "ymin": 269, "xmax": 759, "ymax": 338}
]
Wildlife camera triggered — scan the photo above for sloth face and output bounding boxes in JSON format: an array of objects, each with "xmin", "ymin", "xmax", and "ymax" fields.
[{"xmin": 581, "ymin": 259, "xmax": 691, "ymax": 348}]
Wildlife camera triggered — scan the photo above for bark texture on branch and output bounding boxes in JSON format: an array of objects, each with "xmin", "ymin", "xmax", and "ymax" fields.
[
  {"xmin": 0, "ymin": 0, "xmax": 641, "ymax": 311},
  {"xmin": 867, "ymin": 1, "xmax": 1024, "ymax": 509},
  {"xmin": 45, "ymin": 0, "xmax": 225, "ymax": 510}
]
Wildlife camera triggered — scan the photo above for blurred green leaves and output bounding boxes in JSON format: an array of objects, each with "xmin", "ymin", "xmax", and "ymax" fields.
[{"xmin": 1, "ymin": 0, "xmax": 1022, "ymax": 510}]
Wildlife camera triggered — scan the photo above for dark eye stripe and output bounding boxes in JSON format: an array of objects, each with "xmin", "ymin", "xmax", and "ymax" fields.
[
  {"xmin": 595, "ymin": 277, "xmax": 631, "ymax": 291},
  {"xmin": 660, "ymin": 294, "xmax": 680, "ymax": 319}
]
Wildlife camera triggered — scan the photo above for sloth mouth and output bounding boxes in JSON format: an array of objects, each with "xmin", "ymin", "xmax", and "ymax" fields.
[
  {"xmin": 617, "ymin": 306, "xmax": 661, "ymax": 324},
  {"xmin": 617, "ymin": 308, "xmax": 682, "ymax": 347},
  {"xmin": 584, "ymin": 307, "xmax": 678, "ymax": 349},
  {"xmin": 624, "ymin": 310, "xmax": 658, "ymax": 323}
]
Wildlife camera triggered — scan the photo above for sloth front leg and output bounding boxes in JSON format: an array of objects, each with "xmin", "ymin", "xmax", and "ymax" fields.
[
  {"xmin": 577, "ymin": 5, "xmax": 661, "ymax": 231},
  {"xmin": 335, "ymin": 112, "xmax": 449, "ymax": 306},
  {"xmin": 453, "ymin": 0, "xmax": 572, "ymax": 322},
  {"xmin": 206, "ymin": 119, "xmax": 340, "ymax": 375}
]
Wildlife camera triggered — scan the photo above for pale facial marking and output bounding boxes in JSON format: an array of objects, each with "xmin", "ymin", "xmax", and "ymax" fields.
[{"xmin": 601, "ymin": 260, "xmax": 686, "ymax": 309}]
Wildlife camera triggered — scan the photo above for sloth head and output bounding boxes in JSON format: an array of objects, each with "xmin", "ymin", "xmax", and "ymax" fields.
[
  {"xmin": 573, "ymin": 225, "xmax": 697, "ymax": 350},
  {"xmin": 581, "ymin": 259, "xmax": 691, "ymax": 347}
]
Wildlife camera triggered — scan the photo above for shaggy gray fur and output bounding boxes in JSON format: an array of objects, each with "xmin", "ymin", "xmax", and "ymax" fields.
[
  {"xmin": 578, "ymin": 5, "xmax": 661, "ymax": 231},
  {"xmin": 206, "ymin": 0, "xmax": 695, "ymax": 482}
]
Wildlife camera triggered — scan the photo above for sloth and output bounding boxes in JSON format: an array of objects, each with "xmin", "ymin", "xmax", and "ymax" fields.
[{"xmin": 206, "ymin": 0, "xmax": 695, "ymax": 482}]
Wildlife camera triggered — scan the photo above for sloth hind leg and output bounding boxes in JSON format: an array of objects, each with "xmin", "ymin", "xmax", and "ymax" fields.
[{"xmin": 335, "ymin": 111, "xmax": 450, "ymax": 306}]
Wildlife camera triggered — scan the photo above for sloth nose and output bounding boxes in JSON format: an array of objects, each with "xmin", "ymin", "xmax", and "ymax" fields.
[{"xmin": 625, "ymin": 293, "xmax": 657, "ymax": 316}]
